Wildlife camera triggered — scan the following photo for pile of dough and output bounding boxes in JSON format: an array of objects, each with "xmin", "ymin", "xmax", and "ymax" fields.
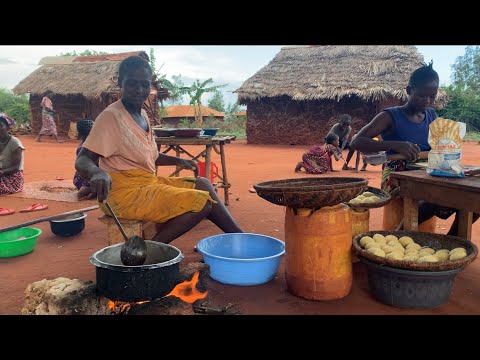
[
  {"xmin": 358, "ymin": 233, "xmax": 469, "ymax": 264},
  {"xmin": 349, "ymin": 191, "xmax": 382, "ymax": 205}
]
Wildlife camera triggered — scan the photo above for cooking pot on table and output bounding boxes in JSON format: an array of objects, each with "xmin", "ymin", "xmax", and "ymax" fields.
[{"xmin": 90, "ymin": 241, "xmax": 184, "ymax": 302}]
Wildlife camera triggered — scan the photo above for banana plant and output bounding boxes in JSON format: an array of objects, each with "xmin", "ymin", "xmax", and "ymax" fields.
[{"xmin": 185, "ymin": 79, "xmax": 227, "ymax": 127}]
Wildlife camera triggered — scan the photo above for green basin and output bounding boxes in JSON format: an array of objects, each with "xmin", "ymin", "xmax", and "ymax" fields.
[{"xmin": 0, "ymin": 227, "xmax": 42, "ymax": 258}]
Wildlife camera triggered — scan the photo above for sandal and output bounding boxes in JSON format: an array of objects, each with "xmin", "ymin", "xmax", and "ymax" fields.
[
  {"xmin": 19, "ymin": 204, "xmax": 49, "ymax": 213},
  {"xmin": 0, "ymin": 208, "xmax": 15, "ymax": 216}
]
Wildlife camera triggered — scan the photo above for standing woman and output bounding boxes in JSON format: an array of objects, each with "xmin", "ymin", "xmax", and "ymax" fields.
[
  {"xmin": 0, "ymin": 113, "xmax": 25, "ymax": 196},
  {"xmin": 36, "ymin": 90, "xmax": 64, "ymax": 143}
]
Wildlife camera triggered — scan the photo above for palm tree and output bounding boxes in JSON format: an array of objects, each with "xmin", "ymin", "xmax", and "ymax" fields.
[{"xmin": 186, "ymin": 79, "xmax": 227, "ymax": 127}]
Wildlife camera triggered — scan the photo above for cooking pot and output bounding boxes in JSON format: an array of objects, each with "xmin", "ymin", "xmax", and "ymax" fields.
[
  {"xmin": 49, "ymin": 213, "xmax": 87, "ymax": 237},
  {"xmin": 90, "ymin": 241, "xmax": 184, "ymax": 302}
]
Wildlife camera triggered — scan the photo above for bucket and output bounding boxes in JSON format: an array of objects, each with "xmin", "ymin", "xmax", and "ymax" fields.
[
  {"xmin": 351, "ymin": 208, "xmax": 369, "ymax": 263},
  {"xmin": 197, "ymin": 161, "xmax": 219, "ymax": 183},
  {"xmin": 284, "ymin": 204, "xmax": 353, "ymax": 300}
]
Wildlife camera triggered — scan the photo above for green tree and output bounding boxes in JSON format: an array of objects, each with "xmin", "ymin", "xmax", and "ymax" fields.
[
  {"xmin": 0, "ymin": 88, "xmax": 30, "ymax": 125},
  {"xmin": 451, "ymin": 46, "xmax": 480, "ymax": 94},
  {"xmin": 437, "ymin": 46, "xmax": 480, "ymax": 131},
  {"xmin": 149, "ymin": 48, "xmax": 157, "ymax": 74},
  {"xmin": 59, "ymin": 49, "xmax": 111, "ymax": 56},
  {"xmin": 185, "ymin": 79, "xmax": 227, "ymax": 127},
  {"xmin": 164, "ymin": 75, "xmax": 186, "ymax": 105},
  {"xmin": 207, "ymin": 90, "xmax": 225, "ymax": 112}
]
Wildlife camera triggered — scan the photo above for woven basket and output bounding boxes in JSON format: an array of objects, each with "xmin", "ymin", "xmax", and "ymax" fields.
[
  {"xmin": 253, "ymin": 177, "xmax": 368, "ymax": 209},
  {"xmin": 353, "ymin": 230, "xmax": 478, "ymax": 271},
  {"xmin": 346, "ymin": 186, "xmax": 392, "ymax": 211}
]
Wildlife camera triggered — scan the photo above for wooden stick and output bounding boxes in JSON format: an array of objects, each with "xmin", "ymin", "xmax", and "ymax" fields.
[{"xmin": 0, "ymin": 205, "xmax": 100, "ymax": 233}]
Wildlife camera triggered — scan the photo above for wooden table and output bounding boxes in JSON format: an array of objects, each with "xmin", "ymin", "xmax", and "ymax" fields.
[
  {"xmin": 155, "ymin": 136, "xmax": 236, "ymax": 206},
  {"xmin": 390, "ymin": 169, "xmax": 480, "ymax": 240}
]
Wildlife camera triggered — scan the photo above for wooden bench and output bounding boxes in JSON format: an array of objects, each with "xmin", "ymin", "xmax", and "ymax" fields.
[{"xmin": 98, "ymin": 215, "xmax": 157, "ymax": 246}]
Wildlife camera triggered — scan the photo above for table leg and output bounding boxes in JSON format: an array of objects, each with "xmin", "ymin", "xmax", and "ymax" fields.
[
  {"xmin": 403, "ymin": 197, "xmax": 418, "ymax": 231},
  {"xmin": 205, "ymin": 145, "xmax": 212, "ymax": 182},
  {"xmin": 174, "ymin": 145, "xmax": 181, "ymax": 177},
  {"xmin": 219, "ymin": 143, "xmax": 230, "ymax": 206},
  {"xmin": 457, "ymin": 209, "xmax": 473, "ymax": 240}
]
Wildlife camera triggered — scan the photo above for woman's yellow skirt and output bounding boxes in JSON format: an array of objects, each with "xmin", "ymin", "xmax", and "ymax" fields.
[{"xmin": 99, "ymin": 169, "xmax": 213, "ymax": 223}]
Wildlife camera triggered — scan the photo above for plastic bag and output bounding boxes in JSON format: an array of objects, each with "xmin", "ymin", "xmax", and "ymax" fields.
[
  {"xmin": 426, "ymin": 118, "xmax": 466, "ymax": 178},
  {"xmin": 361, "ymin": 151, "xmax": 387, "ymax": 166}
]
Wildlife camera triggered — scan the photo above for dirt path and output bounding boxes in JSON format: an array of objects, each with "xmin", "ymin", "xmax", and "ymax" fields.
[{"xmin": 1, "ymin": 136, "xmax": 479, "ymax": 314}]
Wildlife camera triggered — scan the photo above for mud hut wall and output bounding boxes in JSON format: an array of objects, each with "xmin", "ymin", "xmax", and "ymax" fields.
[
  {"xmin": 29, "ymin": 95, "xmax": 94, "ymax": 137},
  {"xmin": 245, "ymin": 96, "xmax": 379, "ymax": 145}
]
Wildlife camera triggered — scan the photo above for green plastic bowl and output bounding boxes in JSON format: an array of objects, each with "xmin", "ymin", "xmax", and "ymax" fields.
[{"xmin": 0, "ymin": 227, "xmax": 42, "ymax": 258}]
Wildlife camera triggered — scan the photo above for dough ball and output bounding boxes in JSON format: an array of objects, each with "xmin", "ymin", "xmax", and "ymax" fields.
[
  {"xmin": 403, "ymin": 254, "xmax": 420, "ymax": 261},
  {"xmin": 406, "ymin": 243, "xmax": 422, "ymax": 251},
  {"xmin": 449, "ymin": 252, "xmax": 467, "ymax": 261},
  {"xmin": 418, "ymin": 248, "xmax": 436, "ymax": 257},
  {"xmin": 362, "ymin": 191, "xmax": 375, "ymax": 197},
  {"xmin": 385, "ymin": 235, "xmax": 399, "ymax": 242},
  {"xmin": 387, "ymin": 240, "xmax": 401, "ymax": 248},
  {"xmin": 404, "ymin": 248, "xmax": 419, "ymax": 255},
  {"xmin": 365, "ymin": 242, "xmax": 382, "ymax": 250},
  {"xmin": 367, "ymin": 247, "xmax": 386, "ymax": 257},
  {"xmin": 373, "ymin": 233, "xmax": 386, "ymax": 243},
  {"xmin": 417, "ymin": 255, "xmax": 439, "ymax": 263},
  {"xmin": 381, "ymin": 245, "xmax": 397, "ymax": 254},
  {"xmin": 449, "ymin": 248, "xmax": 467, "ymax": 256},
  {"xmin": 399, "ymin": 236, "xmax": 415, "ymax": 247},
  {"xmin": 359, "ymin": 236, "xmax": 375, "ymax": 247},
  {"xmin": 385, "ymin": 251, "xmax": 404, "ymax": 260},
  {"xmin": 435, "ymin": 251, "xmax": 450, "ymax": 262},
  {"xmin": 370, "ymin": 196, "xmax": 381, "ymax": 202}
]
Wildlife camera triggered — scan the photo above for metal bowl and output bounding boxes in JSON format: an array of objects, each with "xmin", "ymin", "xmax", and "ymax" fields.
[{"xmin": 49, "ymin": 213, "xmax": 86, "ymax": 237}]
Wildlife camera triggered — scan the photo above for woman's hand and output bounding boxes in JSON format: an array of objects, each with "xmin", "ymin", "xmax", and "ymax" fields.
[
  {"xmin": 177, "ymin": 159, "xmax": 199, "ymax": 177},
  {"xmin": 389, "ymin": 141, "xmax": 421, "ymax": 162},
  {"xmin": 89, "ymin": 169, "xmax": 112, "ymax": 203}
]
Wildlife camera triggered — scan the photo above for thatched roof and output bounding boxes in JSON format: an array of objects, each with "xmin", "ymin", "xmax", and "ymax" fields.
[
  {"xmin": 13, "ymin": 51, "xmax": 168, "ymax": 100},
  {"xmin": 235, "ymin": 46, "xmax": 447, "ymax": 105},
  {"xmin": 164, "ymin": 105, "xmax": 226, "ymax": 118}
]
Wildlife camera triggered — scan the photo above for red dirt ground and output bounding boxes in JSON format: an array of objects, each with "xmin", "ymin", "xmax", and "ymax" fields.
[{"xmin": 1, "ymin": 135, "xmax": 479, "ymax": 315}]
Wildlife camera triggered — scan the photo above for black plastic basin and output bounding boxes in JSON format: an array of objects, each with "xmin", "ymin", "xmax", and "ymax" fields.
[{"xmin": 49, "ymin": 213, "xmax": 86, "ymax": 237}]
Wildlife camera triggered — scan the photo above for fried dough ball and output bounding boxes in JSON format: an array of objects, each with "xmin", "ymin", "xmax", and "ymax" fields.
[
  {"xmin": 367, "ymin": 248, "xmax": 386, "ymax": 257},
  {"xmin": 365, "ymin": 242, "xmax": 382, "ymax": 250},
  {"xmin": 399, "ymin": 236, "xmax": 415, "ymax": 247},
  {"xmin": 359, "ymin": 236, "xmax": 375, "ymax": 247},
  {"xmin": 417, "ymin": 255, "xmax": 439, "ymax": 263},
  {"xmin": 450, "ymin": 252, "xmax": 467, "ymax": 261},
  {"xmin": 406, "ymin": 243, "xmax": 422, "ymax": 251},
  {"xmin": 418, "ymin": 248, "xmax": 436, "ymax": 257}
]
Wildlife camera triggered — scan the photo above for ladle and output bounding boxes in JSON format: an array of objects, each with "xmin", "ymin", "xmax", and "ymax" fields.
[{"xmin": 104, "ymin": 202, "xmax": 147, "ymax": 266}]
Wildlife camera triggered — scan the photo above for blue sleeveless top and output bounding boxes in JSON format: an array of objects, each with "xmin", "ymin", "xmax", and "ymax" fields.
[{"xmin": 381, "ymin": 106, "xmax": 437, "ymax": 155}]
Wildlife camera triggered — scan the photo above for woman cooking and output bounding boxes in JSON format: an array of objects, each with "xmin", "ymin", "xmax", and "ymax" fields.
[
  {"xmin": 0, "ymin": 113, "xmax": 25, "ymax": 197},
  {"xmin": 75, "ymin": 55, "xmax": 243, "ymax": 244}
]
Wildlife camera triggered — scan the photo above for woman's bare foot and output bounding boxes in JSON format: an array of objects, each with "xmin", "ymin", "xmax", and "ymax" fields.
[{"xmin": 342, "ymin": 165, "xmax": 355, "ymax": 170}]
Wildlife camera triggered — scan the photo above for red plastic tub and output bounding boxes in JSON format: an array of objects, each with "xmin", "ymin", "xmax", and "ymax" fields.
[{"xmin": 197, "ymin": 161, "xmax": 218, "ymax": 183}]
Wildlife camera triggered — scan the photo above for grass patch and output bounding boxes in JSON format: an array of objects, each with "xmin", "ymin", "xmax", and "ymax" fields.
[{"xmin": 464, "ymin": 132, "xmax": 480, "ymax": 142}]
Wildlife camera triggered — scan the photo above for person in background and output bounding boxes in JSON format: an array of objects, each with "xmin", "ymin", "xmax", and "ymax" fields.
[
  {"xmin": 326, "ymin": 114, "xmax": 356, "ymax": 170},
  {"xmin": 73, "ymin": 118, "xmax": 96, "ymax": 200},
  {"xmin": 0, "ymin": 113, "xmax": 25, "ymax": 196},
  {"xmin": 75, "ymin": 55, "xmax": 243, "ymax": 244},
  {"xmin": 295, "ymin": 133, "xmax": 342, "ymax": 174},
  {"xmin": 36, "ymin": 90, "xmax": 64, "ymax": 143},
  {"xmin": 351, "ymin": 61, "xmax": 478, "ymax": 236}
]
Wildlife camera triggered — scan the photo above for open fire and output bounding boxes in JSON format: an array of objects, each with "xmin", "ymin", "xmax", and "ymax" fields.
[{"xmin": 107, "ymin": 270, "xmax": 208, "ymax": 315}]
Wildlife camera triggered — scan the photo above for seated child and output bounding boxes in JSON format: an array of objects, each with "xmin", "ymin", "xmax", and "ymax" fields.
[
  {"xmin": 73, "ymin": 118, "xmax": 96, "ymax": 200},
  {"xmin": 295, "ymin": 133, "xmax": 342, "ymax": 174}
]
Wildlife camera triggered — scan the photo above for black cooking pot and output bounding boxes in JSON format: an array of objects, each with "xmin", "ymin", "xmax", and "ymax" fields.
[
  {"xmin": 89, "ymin": 241, "xmax": 184, "ymax": 302},
  {"xmin": 50, "ymin": 213, "xmax": 87, "ymax": 237}
]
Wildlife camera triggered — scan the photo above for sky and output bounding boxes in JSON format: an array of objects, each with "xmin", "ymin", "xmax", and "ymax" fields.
[{"xmin": 0, "ymin": 45, "xmax": 471, "ymax": 106}]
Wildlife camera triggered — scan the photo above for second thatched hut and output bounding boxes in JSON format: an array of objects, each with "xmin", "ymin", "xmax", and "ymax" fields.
[{"xmin": 235, "ymin": 45, "xmax": 446, "ymax": 145}]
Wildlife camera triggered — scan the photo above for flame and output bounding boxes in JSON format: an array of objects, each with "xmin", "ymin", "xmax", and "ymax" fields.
[
  {"xmin": 107, "ymin": 271, "xmax": 207, "ymax": 314},
  {"xmin": 165, "ymin": 271, "xmax": 208, "ymax": 303},
  {"xmin": 108, "ymin": 300, "xmax": 149, "ymax": 315}
]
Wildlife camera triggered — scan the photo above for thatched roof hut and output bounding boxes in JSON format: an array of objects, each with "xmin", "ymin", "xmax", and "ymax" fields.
[
  {"xmin": 235, "ymin": 45, "xmax": 447, "ymax": 145},
  {"xmin": 161, "ymin": 105, "xmax": 226, "ymax": 127},
  {"xmin": 13, "ymin": 51, "xmax": 168, "ymax": 137}
]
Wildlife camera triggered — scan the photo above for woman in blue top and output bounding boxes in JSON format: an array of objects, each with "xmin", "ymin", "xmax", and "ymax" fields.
[{"xmin": 351, "ymin": 62, "xmax": 478, "ymax": 236}]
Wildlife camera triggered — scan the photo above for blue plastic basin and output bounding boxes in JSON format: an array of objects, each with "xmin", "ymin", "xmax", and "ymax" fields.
[{"xmin": 196, "ymin": 233, "xmax": 285, "ymax": 286}]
